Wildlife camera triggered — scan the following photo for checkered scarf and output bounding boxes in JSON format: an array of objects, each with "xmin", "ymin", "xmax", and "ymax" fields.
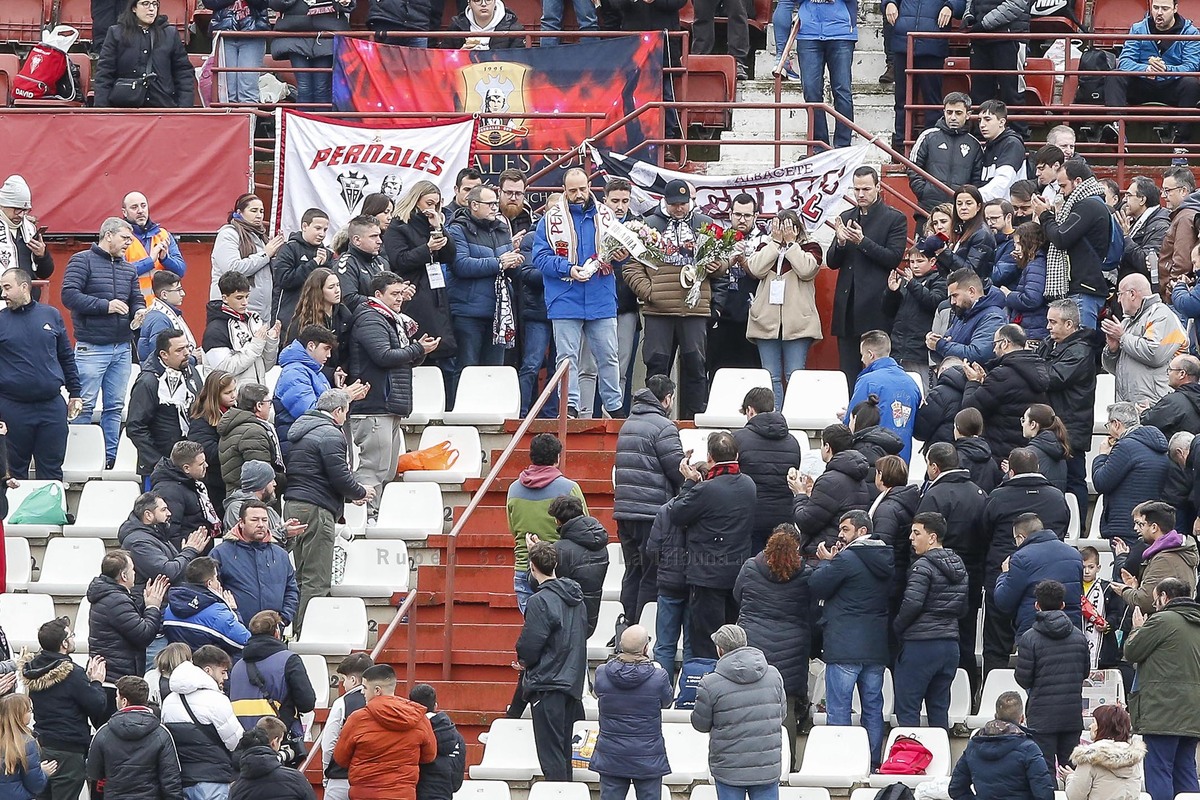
[{"xmin": 1045, "ymin": 177, "xmax": 1105, "ymax": 299}]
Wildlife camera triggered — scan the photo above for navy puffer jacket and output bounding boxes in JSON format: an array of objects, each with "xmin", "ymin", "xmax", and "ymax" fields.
[
  {"xmin": 734, "ymin": 554, "xmax": 812, "ymax": 696},
  {"xmin": 1015, "ymin": 610, "xmax": 1091, "ymax": 734},
  {"xmin": 948, "ymin": 721, "xmax": 1055, "ymax": 800},
  {"xmin": 614, "ymin": 391, "xmax": 687, "ymax": 521},
  {"xmin": 961, "ymin": 349, "xmax": 1051, "ymax": 465},
  {"xmin": 61, "ymin": 245, "xmax": 144, "ymax": 345},
  {"xmin": 792, "ymin": 449, "xmax": 873, "ymax": 555},
  {"xmin": 591, "ymin": 658, "xmax": 674, "ymax": 779},
  {"xmin": 914, "ymin": 365, "xmax": 967, "ymax": 450},
  {"xmin": 871, "ymin": 484, "xmax": 921, "ymax": 598},
  {"xmin": 894, "ymin": 546, "xmax": 968, "ymax": 641},
  {"xmin": 1092, "ymin": 425, "xmax": 1170, "ymax": 543},
  {"xmin": 203, "ymin": 0, "xmax": 270, "ymax": 32},
  {"xmin": 888, "ymin": 0, "xmax": 964, "ymax": 56},
  {"xmin": 994, "ymin": 529, "xmax": 1084, "ymax": 636},
  {"xmin": 734, "ymin": 411, "xmax": 802, "ymax": 551},
  {"xmin": 446, "ymin": 210, "xmax": 514, "ymax": 319}
]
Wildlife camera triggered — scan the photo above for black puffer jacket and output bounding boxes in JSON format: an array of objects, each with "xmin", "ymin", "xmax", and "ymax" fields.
[
  {"xmin": 346, "ymin": 301, "xmax": 427, "ymax": 417},
  {"xmin": 94, "ymin": 17, "xmax": 193, "ymax": 108},
  {"xmin": 871, "ymin": 484, "xmax": 922, "ymax": 597},
  {"xmin": 369, "ymin": 0, "xmax": 440, "ymax": 34},
  {"xmin": 908, "ymin": 119, "xmax": 983, "ymax": 210},
  {"xmin": 1141, "ymin": 382, "xmax": 1200, "ymax": 439},
  {"xmin": 1039, "ymin": 330, "xmax": 1097, "ymax": 455},
  {"xmin": 962, "ymin": 349, "xmax": 1051, "ymax": 464},
  {"xmin": 734, "ymin": 411, "xmax": 802, "ymax": 551},
  {"xmin": 674, "ymin": 470, "xmax": 758, "ymax": 589},
  {"xmin": 851, "ymin": 425, "xmax": 904, "ymax": 467},
  {"xmin": 981, "ymin": 473, "xmax": 1071, "ymax": 587},
  {"xmin": 86, "ymin": 575, "xmax": 162, "ymax": 681},
  {"xmin": 187, "ymin": 413, "xmax": 228, "ymax": 513},
  {"xmin": 384, "ymin": 214, "xmax": 457, "ymax": 359},
  {"xmin": 614, "ymin": 390, "xmax": 686, "ymax": 521},
  {"xmin": 117, "ymin": 515, "xmax": 204, "ymax": 596},
  {"xmin": 937, "ymin": 225, "xmax": 997, "ymax": 282},
  {"xmin": 22, "ymin": 651, "xmax": 107, "ymax": 753},
  {"xmin": 972, "ymin": 0, "xmax": 1031, "ymax": 31},
  {"xmin": 895, "ymin": 547, "xmax": 969, "ymax": 641},
  {"xmin": 516, "ymin": 578, "xmax": 587, "ymax": 697},
  {"xmin": 1121, "ymin": 206, "xmax": 1171, "ymax": 282},
  {"xmin": 917, "ymin": 470, "xmax": 988, "ymax": 595},
  {"xmin": 150, "ymin": 458, "xmax": 221, "ymax": 541},
  {"xmin": 126, "ymin": 354, "xmax": 204, "ymax": 476},
  {"xmin": 646, "ymin": 498, "xmax": 687, "ymax": 596},
  {"xmin": 881, "ymin": 269, "xmax": 948, "ymax": 362},
  {"xmin": 734, "ymin": 554, "xmax": 812, "ymax": 696},
  {"xmin": 229, "ymin": 745, "xmax": 315, "ymax": 800},
  {"xmin": 956, "ymin": 436, "xmax": 1002, "ymax": 494},
  {"xmin": 284, "ymin": 411, "xmax": 366, "ymax": 515},
  {"xmin": 914, "ymin": 366, "xmax": 967, "ymax": 450},
  {"xmin": 270, "ymin": 232, "xmax": 327, "ymax": 329},
  {"xmin": 792, "ymin": 450, "xmax": 873, "ymax": 555},
  {"xmin": 1015, "ymin": 610, "xmax": 1091, "ymax": 734},
  {"xmin": 554, "ymin": 515, "xmax": 610, "ymax": 636},
  {"xmin": 1027, "ymin": 429, "xmax": 1068, "ymax": 492},
  {"xmin": 87, "ymin": 707, "xmax": 182, "ymax": 800},
  {"xmin": 417, "ymin": 711, "xmax": 465, "ymax": 800},
  {"xmin": 269, "ymin": 0, "xmax": 353, "ymax": 61}
]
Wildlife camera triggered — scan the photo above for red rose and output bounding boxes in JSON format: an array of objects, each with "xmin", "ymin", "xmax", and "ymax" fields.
[
  {"xmin": 734, "ymin": 231, "xmax": 745, "ymax": 241},
  {"xmin": 709, "ymin": 223, "xmax": 724, "ymax": 238}
]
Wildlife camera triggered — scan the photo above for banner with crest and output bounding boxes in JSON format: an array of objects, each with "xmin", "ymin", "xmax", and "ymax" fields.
[
  {"xmin": 331, "ymin": 35, "xmax": 663, "ymax": 187},
  {"xmin": 270, "ymin": 109, "xmax": 474, "ymax": 236}
]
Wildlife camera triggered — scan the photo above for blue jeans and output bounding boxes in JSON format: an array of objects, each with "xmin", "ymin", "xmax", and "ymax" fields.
[
  {"xmin": 654, "ymin": 593, "xmax": 693, "ymax": 681},
  {"xmin": 825, "ymin": 662, "xmax": 886, "ymax": 768},
  {"xmin": 452, "ymin": 316, "xmax": 505, "ymax": 401},
  {"xmin": 74, "ymin": 341, "xmax": 132, "ymax": 462},
  {"xmin": 519, "ymin": 319, "xmax": 560, "ymax": 417},
  {"xmin": 796, "ymin": 39, "xmax": 856, "ymax": 147},
  {"xmin": 515, "ymin": 570, "xmax": 534, "ymax": 615},
  {"xmin": 714, "ymin": 782, "xmax": 779, "ymax": 800},
  {"xmin": 222, "ymin": 36, "xmax": 265, "ymax": 104},
  {"xmin": 754, "ymin": 337, "xmax": 813, "ymax": 411},
  {"xmin": 600, "ymin": 777, "xmax": 662, "ymax": 800},
  {"xmin": 1069, "ymin": 293, "xmax": 1105, "ymax": 332},
  {"xmin": 552, "ymin": 317, "xmax": 621, "ymax": 413},
  {"xmin": 145, "ymin": 634, "xmax": 168, "ymax": 667},
  {"xmin": 184, "ymin": 783, "xmax": 230, "ymax": 800},
  {"xmin": 772, "ymin": 0, "xmax": 797, "ymax": 59},
  {"xmin": 893, "ymin": 638, "xmax": 957, "ymax": 729},
  {"xmin": 540, "ymin": 0, "xmax": 598, "ymax": 46},
  {"xmin": 1144, "ymin": 734, "xmax": 1200, "ymax": 800},
  {"xmin": 290, "ymin": 54, "xmax": 333, "ymax": 107}
]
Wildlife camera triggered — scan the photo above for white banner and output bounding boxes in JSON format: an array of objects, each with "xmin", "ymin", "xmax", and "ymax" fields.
[
  {"xmin": 271, "ymin": 110, "xmax": 475, "ymax": 236},
  {"xmin": 590, "ymin": 145, "xmax": 872, "ymax": 232}
]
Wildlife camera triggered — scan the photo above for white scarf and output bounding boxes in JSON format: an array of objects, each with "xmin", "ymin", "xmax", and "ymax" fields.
[
  {"xmin": 543, "ymin": 196, "xmax": 616, "ymax": 266},
  {"xmin": 466, "ymin": 0, "xmax": 506, "ymax": 48},
  {"xmin": 158, "ymin": 366, "xmax": 197, "ymax": 435},
  {"xmin": 0, "ymin": 214, "xmax": 34, "ymax": 271},
  {"xmin": 150, "ymin": 299, "xmax": 198, "ymax": 352}
]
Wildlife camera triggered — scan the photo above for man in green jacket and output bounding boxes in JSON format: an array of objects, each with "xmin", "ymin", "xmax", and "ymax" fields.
[{"xmin": 1123, "ymin": 577, "xmax": 1200, "ymax": 800}]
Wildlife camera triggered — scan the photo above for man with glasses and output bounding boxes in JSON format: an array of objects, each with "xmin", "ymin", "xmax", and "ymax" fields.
[
  {"xmin": 707, "ymin": 193, "xmax": 764, "ymax": 381},
  {"xmin": 983, "ymin": 199, "xmax": 1018, "ymax": 288},
  {"xmin": 138, "ymin": 271, "xmax": 198, "ymax": 363},
  {"xmin": 1092, "ymin": 402, "xmax": 1171, "ymax": 552},
  {"xmin": 1102, "ymin": 272, "xmax": 1188, "ymax": 406},
  {"xmin": 1158, "ymin": 166, "xmax": 1200, "ymax": 290},
  {"xmin": 1140, "ymin": 354, "xmax": 1200, "ymax": 439},
  {"xmin": 128, "ymin": 329, "xmax": 203, "ymax": 483},
  {"xmin": 121, "ymin": 191, "xmax": 186, "ymax": 304},
  {"xmin": 1117, "ymin": 176, "xmax": 1169, "ymax": 287},
  {"xmin": 498, "ymin": 169, "xmax": 534, "ymax": 235},
  {"xmin": 0, "ymin": 175, "xmax": 54, "ymax": 299}
]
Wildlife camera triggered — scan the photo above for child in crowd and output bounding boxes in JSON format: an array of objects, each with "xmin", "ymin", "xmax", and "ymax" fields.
[
  {"xmin": 953, "ymin": 408, "xmax": 1003, "ymax": 493},
  {"xmin": 882, "ymin": 245, "xmax": 948, "ymax": 389}
]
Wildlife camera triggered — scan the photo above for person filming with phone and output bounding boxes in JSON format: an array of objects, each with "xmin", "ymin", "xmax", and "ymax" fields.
[{"xmin": 0, "ymin": 175, "xmax": 54, "ymax": 300}]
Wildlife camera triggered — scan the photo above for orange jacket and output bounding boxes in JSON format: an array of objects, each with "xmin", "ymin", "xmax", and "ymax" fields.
[{"xmin": 332, "ymin": 694, "xmax": 437, "ymax": 800}]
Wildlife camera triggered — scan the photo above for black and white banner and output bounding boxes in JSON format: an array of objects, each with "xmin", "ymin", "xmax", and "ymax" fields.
[
  {"xmin": 590, "ymin": 145, "xmax": 871, "ymax": 231},
  {"xmin": 271, "ymin": 110, "xmax": 475, "ymax": 235}
]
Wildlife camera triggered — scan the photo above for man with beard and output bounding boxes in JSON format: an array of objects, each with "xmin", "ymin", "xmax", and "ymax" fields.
[
  {"xmin": 908, "ymin": 93, "xmax": 981, "ymax": 213},
  {"xmin": 222, "ymin": 460, "xmax": 307, "ymax": 545},
  {"xmin": 1039, "ymin": 300, "xmax": 1097, "ymax": 516},
  {"xmin": 984, "ymin": 200, "xmax": 1018, "ymax": 289},
  {"xmin": 121, "ymin": 191, "xmax": 186, "ymax": 304},
  {"xmin": 605, "ymin": 178, "xmax": 642, "ymax": 411},
  {"xmin": 498, "ymin": 169, "xmax": 535, "ymax": 236},
  {"xmin": 1008, "ymin": 180, "xmax": 1038, "ymax": 227},
  {"xmin": 707, "ymin": 193, "xmax": 765, "ymax": 380},
  {"xmin": 927, "ymin": 268, "xmax": 1007, "ymax": 365}
]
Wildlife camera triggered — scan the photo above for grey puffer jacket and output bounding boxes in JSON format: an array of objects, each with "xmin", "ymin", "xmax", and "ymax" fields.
[
  {"xmin": 734, "ymin": 555, "xmax": 812, "ymax": 697},
  {"xmin": 690, "ymin": 646, "xmax": 785, "ymax": 787},
  {"xmin": 894, "ymin": 547, "xmax": 968, "ymax": 642},
  {"xmin": 614, "ymin": 390, "xmax": 686, "ymax": 521}
]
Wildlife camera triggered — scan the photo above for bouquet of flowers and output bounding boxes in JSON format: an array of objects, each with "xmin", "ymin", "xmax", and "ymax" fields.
[
  {"xmin": 681, "ymin": 222, "xmax": 745, "ymax": 308},
  {"xmin": 599, "ymin": 219, "xmax": 667, "ymax": 267}
]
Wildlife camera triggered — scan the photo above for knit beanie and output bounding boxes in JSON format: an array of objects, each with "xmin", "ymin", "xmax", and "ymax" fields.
[
  {"xmin": 240, "ymin": 460, "xmax": 275, "ymax": 492},
  {"xmin": 0, "ymin": 176, "xmax": 32, "ymax": 210}
]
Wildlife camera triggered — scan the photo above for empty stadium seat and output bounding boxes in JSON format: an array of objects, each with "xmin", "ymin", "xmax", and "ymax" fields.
[
  {"xmin": 62, "ymin": 480, "xmax": 141, "ymax": 538},
  {"xmin": 61, "ymin": 425, "xmax": 107, "ymax": 484},
  {"xmin": 264, "ymin": 365, "xmax": 282, "ymax": 397},
  {"xmin": 103, "ymin": 434, "xmax": 140, "ymax": 482},
  {"xmin": 1093, "ymin": 374, "xmax": 1115, "ymax": 433},
  {"xmin": 966, "ymin": 669, "xmax": 1027, "ymax": 728},
  {"xmin": 906, "ymin": 371, "xmax": 926, "ymax": 398},
  {"xmin": 662, "ymin": 723, "xmax": 711, "ymax": 784},
  {"xmin": 5, "ymin": 480, "xmax": 67, "ymax": 538},
  {"xmin": 291, "ymin": 597, "xmax": 368, "ymax": 655},
  {"xmin": 588, "ymin": 600, "xmax": 623, "ymax": 660},
  {"xmin": 30, "ymin": 537, "xmax": 105, "ymax": 595},
  {"xmin": 0, "ymin": 1, "xmax": 47, "ymax": 44},
  {"xmin": 1023, "ymin": 57, "xmax": 1055, "ymax": 107},
  {"xmin": 867, "ymin": 727, "xmax": 952, "ymax": 788},
  {"xmin": 444, "ymin": 367, "xmax": 520, "ymax": 425},
  {"xmin": 788, "ymin": 725, "xmax": 870, "ymax": 788},
  {"xmin": 5, "ymin": 537, "xmax": 31, "ymax": 591},
  {"xmin": 697, "ymin": 789, "xmax": 830, "ymax": 800},
  {"xmin": 679, "ymin": 54, "xmax": 735, "ymax": 129},
  {"xmin": 1091, "ymin": 0, "xmax": 1145, "ymax": 33},
  {"xmin": 811, "ymin": 668, "xmax": 894, "ymax": 725},
  {"xmin": 889, "ymin": 669, "xmax": 971, "ymax": 726},
  {"xmin": 75, "ymin": 597, "xmax": 91, "ymax": 654},
  {"xmin": 0, "ymin": 594, "xmax": 55, "ymax": 649},
  {"xmin": 909, "ymin": 449, "xmax": 927, "ymax": 484},
  {"xmin": 782, "ymin": 371, "xmax": 848, "ymax": 430},
  {"xmin": 469, "ymin": 719, "xmax": 540, "ymax": 780},
  {"xmin": 402, "ymin": 426, "xmax": 483, "ymax": 484},
  {"xmin": 331, "ymin": 538, "xmax": 410, "ymax": 597},
  {"xmin": 373, "ymin": 482, "xmax": 445, "ymax": 540},
  {"xmin": 299, "ymin": 654, "xmax": 330, "ymax": 708},
  {"xmin": 694, "ymin": 369, "xmax": 772, "ymax": 428},
  {"xmin": 940, "ymin": 57, "xmax": 971, "ymax": 98},
  {"xmin": 342, "ymin": 501, "xmax": 368, "ymax": 537},
  {"xmin": 528, "ymin": 783, "xmax": 589, "ymax": 800},
  {"xmin": 601, "ymin": 542, "xmax": 623, "ymax": 600},
  {"xmin": 630, "ymin": 787, "xmax": 671, "ymax": 800},
  {"xmin": 1085, "ymin": 495, "xmax": 1112, "ymax": 553},
  {"xmin": 408, "ymin": 366, "xmax": 447, "ymax": 425},
  {"xmin": 1066, "ymin": 493, "xmax": 1081, "ymax": 544},
  {"xmin": 455, "ymin": 782, "xmax": 512, "ymax": 800}
]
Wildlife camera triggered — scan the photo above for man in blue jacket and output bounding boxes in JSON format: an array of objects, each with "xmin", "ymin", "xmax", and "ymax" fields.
[
  {"xmin": 844, "ymin": 330, "xmax": 922, "ymax": 461},
  {"xmin": 212, "ymin": 499, "xmax": 300, "ymax": 628},
  {"xmin": 0, "ymin": 266, "xmax": 83, "ymax": 480},
  {"xmin": 1106, "ymin": 0, "xmax": 1200, "ymax": 144},
  {"xmin": 121, "ymin": 191, "xmax": 186, "ymax": 304},
  {"xmin": 61, "ymin": 217, "xmax": 146, "ymax": 465},
  {"xmin": 162, "ymin": 556, "xmax": 252, "ymax": 657},
  {"xmin": 273, "ymin": 324, "xmax": 335, "ymax": 447},
  {"xmin": 994, "ymin": 512, "xmax": 1084, "ymax": 637},
  {"xmin": 927, "ymin": 268, "xmax": 1006, "ymax": 364}
]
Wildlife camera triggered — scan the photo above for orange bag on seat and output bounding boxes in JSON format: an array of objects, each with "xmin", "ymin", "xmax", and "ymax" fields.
[{"xmin": 396, "ymin": 440, "xmax": 460, "ymax": 473}]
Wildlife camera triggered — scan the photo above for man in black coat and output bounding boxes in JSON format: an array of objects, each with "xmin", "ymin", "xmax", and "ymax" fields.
[
  {"xmin": 979, "ymin": 448, "xmax": 1071, "ymax": 677},
  {"xmin": 336, "ymin": 216, "xmax": 390, "ymax": 311},
  {"xmin": 672, "ymin": 431, "xmax": 757, "ymax": 660},
  {"xmin": 960, "ymin": 324, "xmax": 1050, "ymax": 466},
  {"xmin": 118, "ymin": 492, "xmax": 211, "ymax": 598},
  {"xmin": 127, "ymin": 328, "xmax": 203, "ymax": 479},
  {"xmin": 791, "ymin": 424, "xmax": 872, "ymax": 556},
  {"xmin": 548, "ymin": 495, "xmax": 611, "ymax": 637},
  {"xmin": 409, "ymin": 684, "xmax": 466, "ymax": 800},
  {"xmin": 828, "ymin": 166, "xmax": 908, "ymax": 387},
  {"xmin": 914, "ymin": 358, "xmax": 967, "ymax": 451},
  {"xmin": 613, "ymin": 376, "xmax": 686, "ymax": 620},
  {"xmin": 1141, "ymin": 354, "xmax": 1200, "ymax": 439},
  {"xmin": 918, "ymin": 441, "xmax": 988, "ymax": 696},
  {"xmin": 734, "ymin": 387, "xmax": 802, "ymax": 553},
  {"xmin": 1118, "ymin": 176, "xmax": 1171, "ymax": 283},
  {"xmin": 87, "ymin": 676, "xmax": 183, "ymax": 800},
  {"xmin": 149, "ymin": 441, "xmax": 222, "ymax": 542},
  {"xmin": 1040, "ymin": 299, "xmax": 1097, "ymax": 515},
  {"xmin": 86, "ymin": 551, "xmax": 167, "ymax": 699}
]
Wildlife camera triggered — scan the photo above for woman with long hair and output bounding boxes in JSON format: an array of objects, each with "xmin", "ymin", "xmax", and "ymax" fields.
[
  {"xmin": 1022, "ymin": 403, "xmax": 1071, "ymax": 493},
  {"xmin": 1063, "ymin": 704, "xmax": 1144, "ymax": 800},
  {"xmin": 94, "ymin": 0, "xmax": 193, "ymax": 108},
  {"xmin": 734, "ymin": 524, "xmax": 812, "ymax": 748},
  {"xmin": 1002, "ymin": 221, "xmax": 1050, "ymax": 342},
  {"xmin": 360, "ymin": 193, "xmax": 395, "ymax": 232},
  {"xmin": 936, "ymin": 186, "xmax": 995, "ymax": 279},
  {"xmin": 187, "ymin": 369, "xmax": 236, "ymax": 511},
  {"xmin": 925, "ymin": 204, "xmax": 954, "ymax": 240},
  {"xmin": 0, "ymin": 694, "xmax": 56, "ymax": 799},
  {"xmin": 868, "ymin": 454, "xmax": 920, "ymax": 658},
  {"xmin": 286, "ymin": 267, "xmax": 353, "ymax": 383},
  {"xmin": 210, "ymin": 194, "xmax": 285, "ymax": 321},
  {"xmin": 145, "ymin": 642, "xmax": 192, "ymax": 705}
]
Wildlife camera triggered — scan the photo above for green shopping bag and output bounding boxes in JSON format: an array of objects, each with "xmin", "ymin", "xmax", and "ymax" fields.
[{"xmin": 9, "ymin": 484, "xmax": 67, "ymax": 525}]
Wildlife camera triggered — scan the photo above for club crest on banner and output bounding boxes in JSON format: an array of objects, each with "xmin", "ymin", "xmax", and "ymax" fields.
[
  {"xmin": 337, "ymin": 170, "xmax": 369, "ymax": 212},
  {"xmin": 460, "ymin": 63, "xmax": 531, "ymax": 146}
]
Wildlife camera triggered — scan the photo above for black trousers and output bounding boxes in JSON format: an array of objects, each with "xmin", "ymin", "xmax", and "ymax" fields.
[
  {"xmin": 893, "ymin": 54, "xmax": 943, "ymax": 148},
  {"xmin": 706, "ymin": 317, "xmax": 760, "ymax": 382},
  {"xmin": 982, "ymin": 589, "xmax": 1015, "ymax": 678},
  {"xmin": 970, "ymin": 39, "xmax": 1027, "ymax": 137},
  {"xmin": 91, "ymin": 0, "xmax": 121, "ymax": 50},
  {"xmin": 0, "ymin": 394, "xmax": 68, "ymax": 480},
  {"xmin": 643, "ymin": 315, "xmax": 710, "ymax": 420},
  {"xmin": 1105, "ymin": 75, "xmax": 1200, "ymax": 143},
  {"xmin": 689, "ymin": 585, "xmax": 738, "ymax": 660},
  {"xmin": 1031, "ymin": 728, "xmax": 1082, "ymax": 774},
  {"xmin": 530, "ymin": 690, "xmax": 585, "ymax": 782},
  {"xmin": 692, "ymin": 0, "xmax": 749, "ymax": 61},
  {"xmin": 837, "ymin": 335, "xmax": 862, "ymax": 391},
  {"xmin": 617, "ymin": 519, "xmax": 657, "ymax": 622}
]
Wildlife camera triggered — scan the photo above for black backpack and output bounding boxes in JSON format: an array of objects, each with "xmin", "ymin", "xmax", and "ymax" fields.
[
  {"xmin": 874, "ymin": 783, "xmax": 917, "ymax": 800},
  {"xmin": 1074, "ymin": 48, "xmax": 1118, "ymax": 105}
]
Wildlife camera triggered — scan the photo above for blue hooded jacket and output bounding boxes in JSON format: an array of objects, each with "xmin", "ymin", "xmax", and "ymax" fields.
[
  {"xmin": 532, "ymin": 203, "xmax": 619, "ymax": 321},
  {"xmin": 162, "ymin": 583, "xmax": 252, "ymax": 656},
  {"xmin": 273, "ymin": 339, "xmax": 331, "ymax": 436},
  {"xmin": 993, "ymin": 529, "xmax": 1084, "ymax": 636},
  {"xmin": 1119, "ymin": 14, "xmax": 1200, "ymax": 81},
  {"xmin": 843, "ymin": 357, "xmax": 922, "ymax": 462},
  {"xmin": 797, "ymin": 0, "xmax": 859, "ymax": 40},
  {"xmin": 936, "ymin": 286, "xmax": 1007, "ymax": 363},
  {"xmin": 590, "ymin": 659, "xmax": 674, "ymax": 779}
]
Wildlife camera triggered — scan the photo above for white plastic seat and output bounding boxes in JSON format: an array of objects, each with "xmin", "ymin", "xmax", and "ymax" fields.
[
  {"xmin": 602, "ymin": 544, "xmax": 624, "ymax": 601},
  {"xmin": 455, "ymin": 781, "xmax": 513, "ymax": 800},
  {"xmin": 408, "ymin": 366, "xmax": 447, "ymax": 425},
  {"xmin": 373, "ymin": 482, "xmax": 445, "ymax": 540},
  {"xmin": 4, "ymin": 480, "xmax": 67, "ymax": 538},
  {"xmin": 966, "ymin": 669, "xmax": 1028, "ymax": 728},
  {"xmin": 908, "ymin": 449, "xmax": 927, "ymax": 484},
  {"xmin": 906, "ymin": 371, "xmax": 927, "ymax": 398},
  {"xmin": 889, "ymin": 669, "xmax": 970, "ymax": 726},
  {"xmin": 30, "ymin": 537, "xmax": 105, "ymax": 595},
  {"xmin": 299, "ymin": 654, "xmax": 330, "ymax": 708},
  {"xmin": 264, "ymin": 365, "xmax": 282, "ymax": 397},
  {"xmin": 331, "ymin": 539, "xmax": 410, "ymax": 598},
  {"xmin": 1093, "ymin": 373, "xmax": 1115, "ymax": 434},
  {"xmin": 62, "ymin": 425, "xmax": 108, "ymax": 484},
  {"xmin": 588, "ymin": 601, "xmax": 623, "ymax": 660},
  {"xmin": 849, "ymin": 791, "xmax": 881, "ymax": 800},
  {"xmin": 75, "ymin": 597, "xmax": 91, "ymax": 654},
  {"xmin": 694, "ymin": 368, "xmax": 773, "ymax": 428},
  {"xmin": 790, "ymin": 430, "xmax": 811, "ymax": 453},
  {"xmin": 662, "ymin": 722, "xmax": 710, "ymax": 784},
  {"xmin": 1066, "ymin": 493, "xmax": 1082, "ymax": 544},
  {"xmin": 0, "ymin": 594, "xmax": 55, "ymax": 649},
  {"xmin": 697, "ymin": 790, "xmax": 830, "ymax": 800},
  {"xmin": 120, "ymin": 364, "xmax": 140, "ymax": 423},
  {"xmin": 811, "ymin": 668, "xmax": 894, "ymax": 725},
  {"xmin": 867, "ymin": 727, "xmax": 952, "ymax": 788},
  {"xmin": 469, "ymin": 719, "xmax": 540, "ymax": 780},
  {"xmin": 291, "ymin": 597, "xmax": 368, "ymax": 655},
  {"xmin": 444, "ymin": 367, "xmax": 520, "ymax": 425},
  {"xmin": 782, "ymin": 370, "xmax": 849, "ymax": 430},
  {"xmin": 402, "ymin": 426, "xmax": 483, "ymax": 484},
  {"xmin": 5, "ymin": 537, "xmax": 31, "ymax": 590},
  {"xmin": 678, "ymin": 428, "xmax": 712, "ymax": 463},
  {"xmin": 788, "ymin": 725, "xmax": 870, "ymax": 788},
  {"xmin": 1086, "ymin": 435, "xmax": 1109, "ymax": 496},
  {"xmin": 342, "ymin": 502, "xmax": 368, "ymax": 537},
  {"xmin": 528, "ymin": 783, "xmax": 590, "ymax": 800},
  {"xmin": 1085, "ymin": 495, "xmax": 1112, "ymax": 553},
  {"xmin": 62, "ymin": 480, "xmax": 141, "ymax": 538},
  {"xmin": 103, "ymin": 434, "xmax": 140, "ymax": 482}
]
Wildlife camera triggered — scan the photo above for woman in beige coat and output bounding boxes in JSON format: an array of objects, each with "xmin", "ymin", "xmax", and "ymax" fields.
[
  {"xmin": 1063, "ymin": 704, "xmax": 1146, "ymax": 800},
  {"xmin": 746, "ymin": 209, "xmax": 822, "ymax": 410}
]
